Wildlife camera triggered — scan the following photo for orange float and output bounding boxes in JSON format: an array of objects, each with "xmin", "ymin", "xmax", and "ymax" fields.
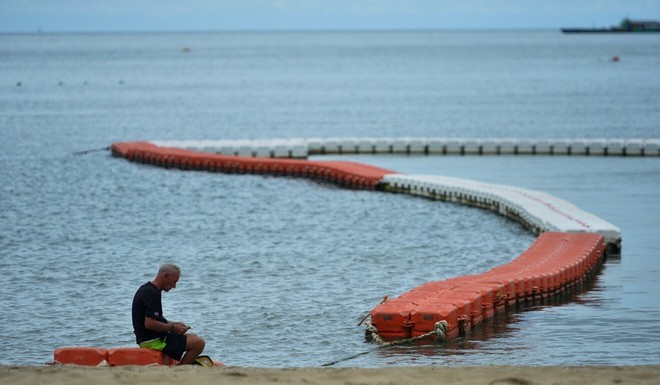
[
  {"xmin": 371, "ymin": 232, "xmax": 605, "ymax": 339},
  {"xmin": 107, "ymin": 347, "xmax": 174, "ymax": 366},
  {"xmin": 53, "ymin": 347, "xmax": 224, "ymax": 367},
  {"xmin": 53, "ymin": 347, "xmax": 107, "ymax": 366}
]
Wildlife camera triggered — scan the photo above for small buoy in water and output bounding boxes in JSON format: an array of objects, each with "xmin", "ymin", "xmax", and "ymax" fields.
[
  {"xmin": 16, "ymin": 81, "xmax": 22, "ymax": 87},
  {"xmin": 611, "ymin": 56, "xmax": 620, "ymax": 62}
]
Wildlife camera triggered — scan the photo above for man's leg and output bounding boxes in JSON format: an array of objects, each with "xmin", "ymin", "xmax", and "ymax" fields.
[{"xmin": 177, "ymin": 334, "xmax": 205, "ymax": 365}]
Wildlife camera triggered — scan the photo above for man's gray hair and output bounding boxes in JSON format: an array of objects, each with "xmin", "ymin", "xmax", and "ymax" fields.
[{"xmin": 158, "ymin": 263, "xmax": 181, "ymax": 276}]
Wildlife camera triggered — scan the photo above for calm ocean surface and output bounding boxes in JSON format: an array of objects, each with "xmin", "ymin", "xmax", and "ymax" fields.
[{"xmin": 1, "ymin": 30, "xmax": 659, "ymax": 367}]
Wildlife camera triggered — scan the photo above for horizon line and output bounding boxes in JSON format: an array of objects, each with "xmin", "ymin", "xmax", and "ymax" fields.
[{"xmin": 0, "ymin": 26, "xmax": 564, "ymax": 35}]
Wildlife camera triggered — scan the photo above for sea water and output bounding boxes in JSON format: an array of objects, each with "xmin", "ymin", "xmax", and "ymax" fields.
[{"xmin": 1, "ymin": 30, "xmax": 659, "ymax": 367}]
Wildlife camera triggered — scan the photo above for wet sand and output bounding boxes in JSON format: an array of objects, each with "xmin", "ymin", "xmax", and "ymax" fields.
[{"xmin": 2, "ymin": 365, "xmax": 659, "ymax": 385}]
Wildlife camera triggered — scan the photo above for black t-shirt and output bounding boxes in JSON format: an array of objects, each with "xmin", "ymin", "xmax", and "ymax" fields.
[{"xmin": 132, "ymin": 281, "xmax": 168, "ymax": 343}]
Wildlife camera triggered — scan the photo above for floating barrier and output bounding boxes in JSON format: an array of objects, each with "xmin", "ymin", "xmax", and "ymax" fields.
[
  {"xmin": 151, "ymin": 137, "xmax": 660, "ymax": 158},
  {"xmin": 53, "ymin": 347, "xmax": 178, "ymax": 366},
  {"xmin": 371, "ymin": 232, "xmax": 606, "ymax": 339},
  {"xmin": 53, "ymin": 346, "xmax": 223, "ymax": 366},
  {"xmin": 381, "ymin": 174, "xmax": 621, "ymax": 248},
  {"xmin": 106, "ymin": 139, "xmax": 626, "ymax": 348},
  {"xmin": 111, "ymin": 141, "xmax": 394, "ymax": 190},
  {"xmin": 53, "ymin": 347, "xmax": 109, "ymax": 366}
]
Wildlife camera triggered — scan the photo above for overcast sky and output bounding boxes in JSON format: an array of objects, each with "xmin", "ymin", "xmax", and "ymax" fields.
[{"xmin": 1, "ymin": 0, "xmax": 659, "ymax": 33}]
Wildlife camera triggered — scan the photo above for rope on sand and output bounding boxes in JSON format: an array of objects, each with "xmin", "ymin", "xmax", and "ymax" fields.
[{"xmin": 321, "ymin": 321, "xmax": 448, "ymax": 367}]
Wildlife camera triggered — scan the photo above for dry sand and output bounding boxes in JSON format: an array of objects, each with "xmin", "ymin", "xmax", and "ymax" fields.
[{"xmin": 1, "ymin": 365, "xmax": 659, "ymax": 385}]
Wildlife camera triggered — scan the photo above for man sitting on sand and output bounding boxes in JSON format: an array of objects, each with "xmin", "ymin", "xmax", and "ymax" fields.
[{"xmin": 132, "ymin": 263, "xmax": 205, "ymax": 365}]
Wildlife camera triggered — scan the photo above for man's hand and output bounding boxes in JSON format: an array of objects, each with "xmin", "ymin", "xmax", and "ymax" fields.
[{"xmin": 171, "ymin": 322, "xmax": 192, "ymax": 334}]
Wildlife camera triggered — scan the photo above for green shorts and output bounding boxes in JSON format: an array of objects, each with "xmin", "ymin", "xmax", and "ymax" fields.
[{"xmin": 139, "ymin": 333, "xmax": 187, "ymax": 361}]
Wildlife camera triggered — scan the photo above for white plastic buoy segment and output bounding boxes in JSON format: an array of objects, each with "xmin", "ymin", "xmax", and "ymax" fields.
[
  {"xmin": 517, "ymin": 139, "xmax": 534, "ymax": 155},
  {"xmin": 152, "ymin": 137, "xmax": 660, "ymax": 158},
  {"xmin": 356, "ymin": 138, "xmax": 374, "ymax": 153},
  {"xmin": 625, "ymin": 139, "xmax": 643, "ymax": 156},
  {"xmin": 552, "ymin": 139, "xmax": 570, "ymax": 155},
  {"xmin": 374, "ymin": 138, "xmax": 393, "ymax": 153},
  {"xmin": 607, "ymin": 139, "xmax": 625, "ymax": 156},
  {"xmin": 148, "ymin": 137, "xmax": 634, "ymax": 246},
  {"xmin": 410, "ymin": 138, "xmax": 426, "ymax": 153},
  {"xmin": 499, "ymin": 139, "xmax": 517, "ymax": 155},
  {"xmin": 535, "ymin": 139, "xmax": 552, "ymax": 154},
  {"xmin": 571, "ymin": 139, "xmax": 589, "ymax": 155},
  {"xmin": 481, "ymin": 139, "xmax": 499, "ymax": 155},
  {"xmin": 463, "ymin": 139, "xmax": 480, "ymax": 155},
  {"xmin": 382, "ymin": 174, "xmax": 621, "ymax": 245},
  {"xmin": 144, "ymin": 139, "xmax": 623, "ymax": 247},
  {"xmin": 392, "ymin": 138, "xmax": 408, "ymax": 153},
  {"xmin": 339, "ymin": 137, "xmax": 359, "ymax": 154},
  {"xmin": 427, "ymin": 138, "xmax": 448, "ymax": 154},
  {"xmin": 589, "ymin": 139, "xmax": 607, "ymax": 156},
  {"xmin": 151, "ymin": 139, "xmax": 310, "ymax": 158},
  {"xmin": 645, "ymin": 139, "xmax": 660, "ymax": 156}
]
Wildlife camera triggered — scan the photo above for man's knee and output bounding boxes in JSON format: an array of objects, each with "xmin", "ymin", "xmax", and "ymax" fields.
[{"xmin": 187, "ymin": 334, "xmax": 205, "ymax": 351}]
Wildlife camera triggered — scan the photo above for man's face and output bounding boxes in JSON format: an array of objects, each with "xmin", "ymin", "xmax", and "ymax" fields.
[{"xmin": 162, "ymin": 272, "xmax": 179, "ymax": 292}]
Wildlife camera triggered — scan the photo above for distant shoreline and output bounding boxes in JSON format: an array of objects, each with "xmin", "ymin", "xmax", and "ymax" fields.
[
  {"xmin": 562, "ymin": 18, "xmax": 660, "ymax": 33},
  {"xmin": 561, "ymin": 28, "xmax": 660, "ymax": 33}
]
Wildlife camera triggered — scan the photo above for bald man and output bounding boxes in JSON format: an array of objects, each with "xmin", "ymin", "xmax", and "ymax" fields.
[{"xmin": 131, "ymin": 263, "xmax": 205, "ymax": 365}]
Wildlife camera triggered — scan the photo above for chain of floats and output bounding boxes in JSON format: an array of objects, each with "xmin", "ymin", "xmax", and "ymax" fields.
[
  {"xmin": 321, "ymin": 321, "xmax": 448, "ymax": 367},
  {"xmin": 96, "ymin": 141, "xmax": 620, "ymax": 367}
]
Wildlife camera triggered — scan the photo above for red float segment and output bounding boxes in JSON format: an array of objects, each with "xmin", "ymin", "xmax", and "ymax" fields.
[
  {"xmin": 111, "ymin": 141, "xmax": 395, "ymax": 190},
  {"xmin": 410, "ymin": 302, "xmax": 459, "ymax": 340},
  {"xmin": 53, "ymin": 346, "xmax": 224, "ymax": 367},
  {"xmin": 107, "ymin": 347, "xmax": 174, "ymax": 366},
  {"xmin": 54, "ymin": 347, "xmax": 108, "ymax": 366},
  {"xmin": 371, "ymin": 232, "xmax": 606, "ymax": 339},
  {"xmin": 369, "ymin": 299, "xmax": 417, "ymax": 339},
  {"xmin": 53, "ymin": 347, "xmax": 176, "ymax": 366},
  {"xmin": 439, "ymin": 291, "xmax": 484, "ymax": 328}
]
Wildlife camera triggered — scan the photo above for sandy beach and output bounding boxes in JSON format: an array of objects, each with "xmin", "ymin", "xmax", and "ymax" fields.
[{"xmin": 1, "ymin": 365, "xmax": 659, "ymax": 385}]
